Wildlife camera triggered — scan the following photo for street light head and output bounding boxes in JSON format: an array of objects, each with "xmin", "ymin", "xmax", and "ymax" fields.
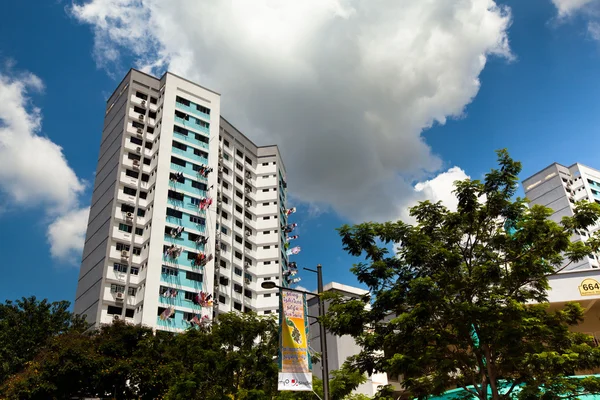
[{"xmin": 261, "ymin": 281, "xmax": 277, "ymax": 290}]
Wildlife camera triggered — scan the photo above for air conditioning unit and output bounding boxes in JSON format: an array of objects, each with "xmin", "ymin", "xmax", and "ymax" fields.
[
  {"xmin": 132, "ymin": 159, "xmax": 140, "ymax": 166},
  {"xmin": 138, "ymin": 114, "xmax": 144, "ymax": 121},
  {"xmin": 245, "ymin": 201, "xmax": 251, "ymax": 207},
  {"xmin": 121, "ymin": 250, "xmax": 129, "ymax": 259},
  {"xmin": 115, "ymin": 293, "xmax": 124, "ymax": 301},
  {"xmin": 126, "ymin": 212, "xmax": 133, "ymax": 219},
  {"xmin": 245, "ymin": 278, "xmax": 251, "ymax": 285},
  {"xmin": 136, "ymin": 147, "xmax": 141, "ymax": 153},
  {"xmin": 141, "ymin": 100, "xmax": 146, "ymax": 106},
  {"xmin": 245, "ymin": 230, "xmax": 251, "ymax": 237},
  {"xmin": 245, "ymin": 187, "xmax": 251, "ymax": 193},
  {"xmin": 136, "ymin": 127, "xmax": 143, "ymax": 134},
  {"xmin": 245, "ymin": 172, "xmax": 251, "ymax": 179},
  {"xmin": 113, "ymin": 315, "xmax": 120, "ymax": 320}
]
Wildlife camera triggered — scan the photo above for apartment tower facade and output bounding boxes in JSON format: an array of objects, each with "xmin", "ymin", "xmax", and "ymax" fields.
[{"xmin": 74, "ymin": 69, "xmax": 289, "ymax": 331}]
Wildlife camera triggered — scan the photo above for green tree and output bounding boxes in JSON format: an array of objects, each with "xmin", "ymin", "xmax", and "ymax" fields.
[
  {"xmin": 324, "ymin": 150, "xmax": 600, "ymax": 400},
  {"xmin": 0, "ymin": 296, "xmax": 87, "ymax": 384}
]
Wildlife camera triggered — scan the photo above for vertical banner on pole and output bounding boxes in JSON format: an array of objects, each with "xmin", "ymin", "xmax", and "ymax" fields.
[{"xmin": 278, "ymin": 289, "xmax": 312, "ymax": 391}]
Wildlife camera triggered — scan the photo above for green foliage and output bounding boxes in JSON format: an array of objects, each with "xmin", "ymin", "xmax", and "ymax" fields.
[
  {"xmin": 325, "ymin": 150, "xmax": 600, "ymax": 400},
  {"xmin": 0, "ymin": 296, "xmax": 87, "ymax": 384}
]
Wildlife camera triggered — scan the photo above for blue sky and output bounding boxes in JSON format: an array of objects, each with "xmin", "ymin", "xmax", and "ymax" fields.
[{"xmin": 1, "ymin": 0, "xmax": 600, "ymax": 304}]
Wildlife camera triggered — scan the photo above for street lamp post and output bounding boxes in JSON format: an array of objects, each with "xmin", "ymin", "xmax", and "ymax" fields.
[{"xmin": 262, "ymin": 264, "xmax": 330, "ymax": 400}]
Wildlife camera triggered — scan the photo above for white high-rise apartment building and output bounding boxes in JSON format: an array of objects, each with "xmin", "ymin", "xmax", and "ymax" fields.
[
  {"xmin": 523, "ymin": 162, "xmax": 600, "ymax": 303},
  {"xmin": 74, "ymin": 69, "xmax": 291, "ymax": 331}
]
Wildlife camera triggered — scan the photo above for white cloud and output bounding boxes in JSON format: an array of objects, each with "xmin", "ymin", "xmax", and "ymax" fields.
[
  {"xmin": 72, "ymin": 0, "xmax": 512, "ymax": 222},
  {"xmin": 550, "ymin": 0, "xmax": 600, "ymax": 41},
  {"xmin": 414, "ymin": 167, "xmax": 470, "ymax": 212},
  {"xmin": 47, "ymin": 207, "xmax": 90, "ymax": 264},
  {"xmin": 551, "ymin": 0, "xmax": 598, "ymax": 17},
  {"xmin": 0, "ymin": 69, "xmax": 88, "ymax": 263}
]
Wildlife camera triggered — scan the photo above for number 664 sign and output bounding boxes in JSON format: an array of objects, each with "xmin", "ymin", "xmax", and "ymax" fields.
[{"xmin": 579, "ymin": 278, "xmax": 600, "ymax": 296}]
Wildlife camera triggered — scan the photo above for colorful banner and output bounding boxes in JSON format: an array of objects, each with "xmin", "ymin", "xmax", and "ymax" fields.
[
  {"xmin": 286, "ymin": 246, "xmax": 301, "ymax": 256},
  {"xmin": 278, "ymin": 289, "xmax": 312, "ymax": 391}
]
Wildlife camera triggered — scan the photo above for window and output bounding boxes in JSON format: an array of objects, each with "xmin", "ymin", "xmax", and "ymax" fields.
[
  {"xmin": 148, "ymin": 111, "xmax": 157, "ymax": 119},
  {"xmin": 222, "ymin": 196, "xmax": 229, "ymax": 205},
  {"xmin": 221, "ymin": 211, "xmax": 229, "ymax": 220},
  {"xmin": 219, "ymin": 276, "xmax": 229, "ymax": 286},
  {"xmin": 111, "ymin": 284, "xmax": 125, "ymax": 293},
  {"xmin": 157, "ymin": 307, "xmax": 175, "ymax": 318},
  {"xmin": 264, "ymin": 246, "xmax": 271, "ymax": 249},
  {"xmin": 134, "ymin": 106, "xmax": 145, "ymax": 114},
  {"xmin": 171, "ymin": 156, "xmax": 186, "ymax": 167},
  {"xmin": 220, "ymin": 259, "xmax": 227, "ymax": 268},
  {"xmin": 143, "ymin": 157, "xmax": 151, "ymax": 165},
  {"xmin": 223, "ymin": 167, "xmax": 230, "ymax": 175},
  {"xmin": 166, "ymin": 208, "xmax": 183, "ymax": 219},
  {"xmin": 222, "ymin": 181, "xmax": 229, "ymax": 189},
  {"xmin": 114, "ymin": 263, "xmax": 128, "ymax": 273},
  {"xmin": 195, "ymin": 133, "xmax": 209, "ymax": 144},
  {"xmin": 221, "ymin": 226, "xmax": 228, "ymax": 235},
  {"xmin": 236, "ymin": 149, "xmax": 243, "ymax": 157},
  {"xmin": 135, "ymin": 227, "xmax": 144, "ymax": 236},
  {"xmin": 263, "ymin": 202, "xmax": 269, "ymax": 206},
  {"xmin": 136, "ymin": 91, "xmax": 148, "ymax": 100},
  {"xmin": 150, "ymin": 96, "xmax": 157, "ymax": 104},
  {"xmin": 224, "ymin": 139, "xmax": 230, "ymax": 147},
  {"xmin": 236, "ymin": 163, "xmax": 243, "ymax": 171},
  {"xmin": 245, "ymin": 156, "xmax": 252, "ymax": 165},
  {"xmin": 107, "ymin": 306, "xmax": 122, "ymax": 315},
  {"xmin": 263, "ymin": 231, "xmax": 270, "ymax": 234},
  {"xmin": 116, "ymin": 243, "xmax": 130, "ymax": 251},
  {"xmin": 144, "ymin": 141, "xmax": 153, "ymax": 150},
  {"xmin": 125, "ymin": 169, "xmax": 139, "ymax": 179},
  {"xmin": 186, "ymin": 271, "xmax": 203, "ymax": 282},
  {"xmin": 234, "ymin": 267, "xmax": 242, "ymax": 276},
  {"xmin": 235, "ymin": 205, "xmax": 243, "ymax": 213},
  {"xmin": 118, "ymin": 224, "xmax": 132, "ymax": 233},
  {"xmin": 128, "ymin": 152, "xmax": 141, "ymax": 161},
  {"xmin": 236, "ymin": 176, "xmax": 243, "ymax": 185},
  {"xmin": 139, "ymin": 191, "xmax": 148, "ymax": 199},
  {"xmin": 264, "ymin": 293, "xmax": 272, "ymax": 298},
  {"xmin": 245, "ymin": 274, "xmax": 252, "ymax": 282},
  {"xmin": 168, "ymin": 190, "xmax": 184, "ymax": 202},
  {"xmin": 141, "ymin": 173, "xmax": 149, "ymax": 182},
  {"xmin": 190, "ymin": 215, "xmax": 205, "ymax": 225},
  {"xmin": 263, "ymin": 216, "xmax": 270, "ymax": 220},
  {"xmin": 128, "ymin": 287, "xmax": 137, "ymax": 296},
  {"xmin": 162, "ymin": 266, "xmax": 178, "ymax": 276},
  {"xmin": 172, "ymin": 140, "xmax": 187, "ymax": 151},
  {"xmin": 123, "ymin": 186, "xmax": 137, "ymax": 196},
  {"xmin": 244, "ymin": 289, "xmax": 252, "ymax": 298},
  {"xmin": 235, "ymin": 220, "xmax": 243, "ymax": 228},
  {"xmin": 125, "ymin": 308, "xmax": 135, "ymax": 318},
  {"xmin": 262, "ymin": 189, "xmax": 269, "ymax": 192},
  {"xmin": 244, "ymin": 211, "xmax": 252, "ymax": 220},
  {"xmin": 137, "ymin": 208, "xmax": 146, "ymax": 217},
  {"xmin": 235, "ymin": 235, "xmax": 243, "ymax": 244},
  {"xmin": 234, "ymin": 302, "xmax": 242, "ymax": 311},
  {"xmin": 132, "ymin": 247, "xmax": 142, "ymax": 256},
  {"xmin": 234, "ymin": 284, "xmax": 243, "ymax": 293},
  {"xmin": 184, "ymin": 291, "xmax": 195, "ymax": 301},
  {"xmin": 264, "ymin": 261, "xmax": 271, "ymax": 265},
  {"xmin": 191, "ymin": 180, "xmax": 207, "ymax": 190},
  {"xmin": 219, "ymin": 295, "xmax": 226, "ymax": 304},
  {"xmin": 234, "ymin": 251, "xmax": 242, "ymax": 260},
  {"xmin": 264, "ymin": 310, "xmax": 272, "ymax": 314},
  {"xmin": 130, "ymin": 136, "xmax": 143, "ymax": 145},
  {"xmin": 193, "ymin": 148, "xmax": 208, "ymax": 158},
  {"xmin": 130, "ymin": 266, "xmax": 139, "ymax": 275}
]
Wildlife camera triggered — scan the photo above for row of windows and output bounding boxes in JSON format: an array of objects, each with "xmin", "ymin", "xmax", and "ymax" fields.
[
  {"xmin": 115, "ymin": 243, "xmax": 142, "ymax": 255},
  {"xmin": 113, "ymin": 263, "xmax": 140, "ymax": 275},
  {"xmin": 120, "ymin": 204, "xmax": 146, "ymax": 217},
  {"xmin": 118, "ymin": 223, "xmax": 145, "ymax": 236},
  {"xmin": 161, "ymin": 265, "xmax": 203, "ymax": 282},
  {"xmin": 135, "ymin": 91, "xmax": 158, "ymax": 104},
  {"xmin": 110, "ymin": 284, "xmax": 137, "ymax": 296},
  {"xmin": 166, "ymin": 207, "xmax": 206, "ymax": 225},
  {"xmin": 107, "ymin": 305, "xmax": 135, "ymax": 318},
  {"xmin": 176, "ymin": 95, "xmax": 210, "ymax": 115}
]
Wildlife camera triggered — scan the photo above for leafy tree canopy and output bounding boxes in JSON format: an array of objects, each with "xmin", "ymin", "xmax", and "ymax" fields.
[{"xmin": 325, "ymin": 150, "xmax": 600, "ymax": 400}]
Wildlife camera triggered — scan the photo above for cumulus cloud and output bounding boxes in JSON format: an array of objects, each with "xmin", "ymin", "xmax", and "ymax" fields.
[
  {"xmin": 0, "ymin": 69, "xmax": 88, "ymax": 263},
  {"xmin": 72, "ymin": 0, "xmax": 512, "ymax": 222},
  {"xmin": 551, "ymin": 0, "xmax": 599, "ymax": 17},
  {"xmin": 47, "ymin": 207, "xmax": 90, "ymax": 264}
]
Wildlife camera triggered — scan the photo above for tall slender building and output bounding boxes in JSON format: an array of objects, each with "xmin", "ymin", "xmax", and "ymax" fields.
[{"xmin": 74, "ymin": 69, "xmax": 291, "ymax": 331}]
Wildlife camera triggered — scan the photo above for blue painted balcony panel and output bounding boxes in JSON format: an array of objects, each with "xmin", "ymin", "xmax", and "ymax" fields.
[
  {"xmin": 174, "ymin": 116, "xmax": 210, "ymax": 134},
  {"xmin": 168, "ymin": 179, "xmax": 207, "ymax": 198},
  {"xmin": 175, "ymin": 100, "xmax": 211, "ymax": 121},
  {"xmin": 173, "ymin": 130, "xmax": 209, "ymax": 150},
  {"xmin": 171, "ymin": 147, "xmax": 209, "ymax": 166},
  {"xmin": 166, "ymin": 214, "xmax": 207, "ymax": 233}
]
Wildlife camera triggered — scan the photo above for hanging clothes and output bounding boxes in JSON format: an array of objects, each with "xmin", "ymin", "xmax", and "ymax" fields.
[
  {"xmin": 289, "ymin": 261, "xmax": 297, "ymax": 270},
  {"xmin": 286, "ymin": 246, "xmax": 301, "ymax": 256},
  {"xmin": 286, "ymin": 235, "xmax": 299, "ymax": 242},
  {"xmin": 283, "ymin": 223, "xmax": 298, "ymax": 234},
  {"xmin": 286, "ymin": 207, "xmax": 297, "ymax": 216},
  {"xmin": 284, "ymin": 242, "xmax": 290, "ymax": 250}
]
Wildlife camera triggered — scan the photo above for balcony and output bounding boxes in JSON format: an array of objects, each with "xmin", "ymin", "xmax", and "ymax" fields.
[
  {"xmin": 174, "ymin": 115, "xmax": 210, "ymax": 135},
  {"xmin": 174, "ymin": 130, "xmax": 209, "ymax": 150},
  {"xmin": 171, "ymin": 146, "xmax": 208, "ymax": 165},
  {"xmin": 175, "ymin": 100, "xmax": 211, "ymax": 121}
]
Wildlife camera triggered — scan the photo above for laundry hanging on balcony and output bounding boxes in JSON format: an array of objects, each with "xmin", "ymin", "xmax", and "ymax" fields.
[
  {"xmin": 286, "ymin": 207, "xmax": 297, "ymax": 216},
  {"xmin": 285, "ymin": 235, "xmax": 299, "ymax": 242},
  {"xmin": 170, "ymin": 226, "xmax": 184, "ymax": 238},
  {"xmin": 199, "ymin": 197, "xmax": 213, "ymax": 210},
  {"xmin": 284, "ymin": 275, "xmax": 301, "ymax": 285},
  {"xmin": 165, "ymin": 245, "xmax": 182, "ymax": 259},
  {"xmin": 193, "ymin": 252, "xmax": 213, "ymax": 267},
  {"xmin": 283, "ymin": 268, "xmax": 298, "ymax": 277},
  {"xmin": 170, "ymin": 172, "xmax": 184, "ymax": 182},
  {"xmin": 286, "ymin": 246, "xmax": 301, "ymax": 256},
  {"xmin": 162, "ymin": 288, "xmax": 178, "ymax": 298},
  {"xmin": 193, "ymin": 291, "xmax": 213, "ymax": 308},
  {"xmin": 190, "ymin": 314, "xmax": 210, "ymax": 327},
  {"xmin": 288, "ymin": 261, "xmax": 298, "ymax": 270},
  {"xmin": 195, "ymin": 235, "xmax": 208, "ymax": 245},
  {"xmin": 159, "ymin": 306, "xmax": 175, "ymax": 320},
  {"xmin": 283, "ymin": 223, "xmax": 298, "ymax": 234},
  {"xmin": 198, "ymin": 165, "xmax": 213, "ymax": 178}
]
